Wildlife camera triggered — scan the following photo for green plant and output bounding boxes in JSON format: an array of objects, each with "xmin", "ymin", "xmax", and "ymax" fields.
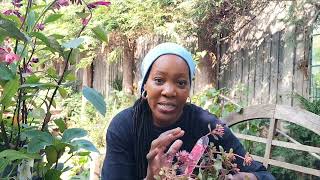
[
  {"xmin": 155, "ymin": 124, "xmax": 254, "ymax": 180},
  {"xmin": 192, "ymin": 88, "xmax": 242, "ymax": 118},
  {"xmin": 0, "ymin": 0, "xmax": 109, "ymax": 178}
]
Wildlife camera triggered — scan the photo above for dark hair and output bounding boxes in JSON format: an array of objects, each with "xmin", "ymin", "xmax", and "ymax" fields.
[{"xmin": 133, "ymin": 97, "xmax": 153, "ymax": 179}]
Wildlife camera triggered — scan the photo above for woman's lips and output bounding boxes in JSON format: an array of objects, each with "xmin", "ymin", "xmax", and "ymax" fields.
[{"xmin": 157, "ymin": 103, "xmax": 176, "ymax": 113}]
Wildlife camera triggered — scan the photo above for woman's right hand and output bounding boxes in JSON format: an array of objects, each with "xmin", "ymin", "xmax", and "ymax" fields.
[{"xmin": 145, "ymin": 127, "xmax": 185, "ymax": 180}]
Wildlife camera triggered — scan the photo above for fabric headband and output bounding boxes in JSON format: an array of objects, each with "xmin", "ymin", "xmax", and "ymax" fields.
[{"xmin": 140, "ymin": 42, "xmax": 196, "ymax": 94}]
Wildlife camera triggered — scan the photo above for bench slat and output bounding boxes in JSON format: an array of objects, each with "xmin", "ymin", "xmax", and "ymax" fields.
[{"xmin": 251, "ymin": 155, "xmax": 320, "ymax": 177}]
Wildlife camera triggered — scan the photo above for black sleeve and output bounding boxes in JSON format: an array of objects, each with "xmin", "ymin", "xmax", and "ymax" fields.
[
  {"xmin": 218, "ymin": 126, "xmax": 276, "ymax": 180},
  {"xmin": 101, "ymin": 110, "xmax": 136, "ymax": 180}
]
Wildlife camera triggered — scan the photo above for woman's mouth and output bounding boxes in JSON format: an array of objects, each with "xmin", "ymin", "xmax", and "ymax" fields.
[{"xmin": 157, "ymin": 103, "xmax": 176, "ymax": 113}]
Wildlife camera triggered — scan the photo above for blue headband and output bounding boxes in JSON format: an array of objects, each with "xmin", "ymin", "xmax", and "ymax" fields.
[{"xmin": 140, "ymin": 42, "xmax": 196, "ymax": 94}]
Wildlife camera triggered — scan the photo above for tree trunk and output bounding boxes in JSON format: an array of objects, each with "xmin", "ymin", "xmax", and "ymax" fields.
[
  {"xmin": 195, "ymin": 27, "xmax": 218, "ymax": 91},
  {"xmin": 122, "ymin": 37, "xmax": 135, "ymax": 94}
]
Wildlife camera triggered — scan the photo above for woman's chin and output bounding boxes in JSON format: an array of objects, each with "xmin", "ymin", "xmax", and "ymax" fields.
[{"xmin": 153, "ymin": 113, "xmax": 179, "ymax": 127}]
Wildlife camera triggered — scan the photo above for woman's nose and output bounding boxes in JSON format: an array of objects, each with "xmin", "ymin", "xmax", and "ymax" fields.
[{"xmin": 161, "ymin": 83, "xmax": 176, "ymax": 97}]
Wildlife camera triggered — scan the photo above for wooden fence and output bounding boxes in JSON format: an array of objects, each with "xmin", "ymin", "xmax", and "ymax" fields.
[{"xmin": 217, "ymin": 1, "xmax": 316, "ymax": 107}]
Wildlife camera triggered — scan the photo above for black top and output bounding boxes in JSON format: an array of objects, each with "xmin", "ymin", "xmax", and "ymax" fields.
[{"xmin": 101, "ymin": 103, "xmax": 275, "ymax": 180}]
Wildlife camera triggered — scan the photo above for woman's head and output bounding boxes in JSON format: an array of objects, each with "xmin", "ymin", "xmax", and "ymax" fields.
[{"xmin": 140, "ymin": 43, "xmax": 195, "ymax": 127}]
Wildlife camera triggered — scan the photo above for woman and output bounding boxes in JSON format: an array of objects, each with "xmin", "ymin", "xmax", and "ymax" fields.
[{"xmin": 101, "ymin": 42, "xmax": 275, "ymax": 180}]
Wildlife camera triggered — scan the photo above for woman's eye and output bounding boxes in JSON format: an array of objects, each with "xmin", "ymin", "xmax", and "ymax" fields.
[
  {"xmin": 154, "ymin": 78, "xmax": 163, "ymax": 84},
  {"xmin": 177, "ymin": 80, "xmax": 187, "ymax": 87}
]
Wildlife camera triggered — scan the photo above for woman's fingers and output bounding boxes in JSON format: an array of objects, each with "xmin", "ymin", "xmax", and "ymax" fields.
[
  {"xmin": 167, "ymin": 139, "xmax": 183, "ymax": 155},
  {"xmin": 150, "ymin": 128, "xmax": 185, "ymax": 150},
  {"xmin": 165, "ymin": 139, "xmax": 183, "ymax": 161},
  {"xmin": 146, "ymin": 148, "xmax": 159, "ymax": 160}
]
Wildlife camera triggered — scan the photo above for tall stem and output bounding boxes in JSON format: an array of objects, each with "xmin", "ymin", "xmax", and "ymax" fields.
[
  {"xmin": 0, "ymin": 106, "xmax": 9, "ymax": 148},
  {"xmin": 41, "ymin": 0, "xmax": 92, "ymax": 130}
]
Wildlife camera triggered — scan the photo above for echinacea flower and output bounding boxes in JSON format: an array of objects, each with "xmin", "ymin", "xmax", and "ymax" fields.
[{"xmin": 87, "ymin": 1, "xmax": 111, "ymax": 9}]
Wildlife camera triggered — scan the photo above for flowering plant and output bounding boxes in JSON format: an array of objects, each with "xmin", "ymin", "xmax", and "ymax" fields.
[
  {"xmin": 155, "ymin": 124, "xmax": 253, "ymax": 180},
  {"xmin": 0, "ymin": 0, "xmax": 109, "ymax": 178}
]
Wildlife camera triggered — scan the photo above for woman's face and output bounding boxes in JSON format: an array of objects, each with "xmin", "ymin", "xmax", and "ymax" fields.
[{"xmin": 144, "ymin": 54, "xmax": 190, "ymax": 127}]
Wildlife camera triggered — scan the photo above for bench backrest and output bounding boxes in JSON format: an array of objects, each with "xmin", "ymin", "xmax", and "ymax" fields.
[{"xmin": 222, "ymin": 104, "xmax": 320, "ymax": 177}]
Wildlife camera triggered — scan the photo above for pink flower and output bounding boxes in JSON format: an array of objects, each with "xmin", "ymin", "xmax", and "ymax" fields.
[
  {"xmin": 87, "ymin": 1, "xmax": 111, "ymax": 9},
  {"xmin": 81, "ymin": 18, "xmax": 89, "ymax": 26},
  {"xmin": 3, "ymin": 9, "xmax": 21, "ymax": 17},
  {"xmin": 36, "ymin": 23, "xmax": 45, "ymax": 31},
  {"xmin": 12, "ymin": 0, "xmax": 23, "ymax": 8},
  {"xmin": 54, "ymin": 0, "xmax": 70, "ymax": 9},
  {"xmin": 176, "ymin": 150, "xmax": 192, "ymax": 164},
  {"xmin": 3, "ymin": 10, "xmax": 13, "ymax": 15},
  {"xmin": 24, "ymin": 64, "xmax": 32, "ymax": 74},
  {"xmin": 243, "ymin": 152, "xmax": 253, "ymax": 166},
  {"xmin": 31, "ymin": 57, "xmax": 39, "ymax": 63},
  {"xmin": 58, "ymin": 0, "xmax": 69, "ymax": 6},
  {"xmin": 5, "ymin": 53, "xmax": 20, "ymax": 64},
  {"xmin": 0, "ymin": 47, "xmax": 20, "ymax": 64}
]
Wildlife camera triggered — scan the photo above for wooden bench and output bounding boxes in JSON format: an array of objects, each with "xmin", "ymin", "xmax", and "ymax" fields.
[{"xmin": 222, "ymin": 104, "xmax": 320, "ymax": 177}]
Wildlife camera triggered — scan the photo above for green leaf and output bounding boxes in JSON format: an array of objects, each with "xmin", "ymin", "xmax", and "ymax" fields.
[
  {"xmin": 45, "ymin": 146, "xmax": 58, "ymax": 165},
  {"xmin": 82, "ymin": 86, "xmax": 106, "ymax": 116},
  {"xmin": 26, "ymin": 10, "xmax": 36, "ymax": 32},
  {"xmin": 45, "ymin": 169, "xmax": 62, "ymax": 180},
  {"xmin": 0, "ymin": 15, "xmax": 29, "ymax": 42},
  {"xmin": 0, "ymin": 150, "xmax": 41, "ymax": 161},
  {"xmin": 29, "ymin": 108, "xmax": 46, "ymax": 119},
  {"xmin": 20, "ymin": 83, "xmax": 57, "ymax": 89},
  {"xmin": 30, "ymin": 32, "xmax": 63, "ymax": 54},
  {"xmin": 22, "ymin": 130, "xmax": 43, "ymax": 139},
  {"xmin": 17, "ymin": 44, "xmax": 28, "ymax": 58},
  {"xmin": 0, "ymin": 63, "xmax": 14, "ymax": 80},
  {"xmin": 75, "ymin": 151, "xmax": 91, "ymax": 156},
  {"xmin": 54, "ymin": 118, "xmax": 66, "ymax": 133},
  {"xmin": 65, "ymin": 73, "xmax": 77, "ymax": 81},
  {"xmin": 47, "ymin": 67, "xmax": 58, "ymax": 78},
  {"xmin": 4, "ymin": 15, "xmax": 21, "ymax": 26},
  {"xmin": 44, "ymin": 13, "xmax": 63, "ymax": 24},
  {"xmin": 72, "ymin": 139, "xmax": 99, "ymax": 153},
  {"xmin": 62, "ymin": 38, "xmax": 85, "ymax": 49},
  {"xmin": 213, "ymin": 160, "xmax": 222, "ymax": 171},
  {"xmin": 27, "ymin": 132, "xmax": 54, "ymax": 153},
  {"xmin": 68, "ymin": 48, "xmax": 80, "ymax": 65},
  {"xmin": 92, "ymin": 26, "xmax": 108, "ymax": 42},
  {"xmin": 0, "ymin": 158, "xmax": 10, "ymax": 173},
  {"xmin": 51, "ymin": 34, "xmax": 65, "ymax": 39},
  {"xmin": 25, "ymin": 74, "xmax": 40, "ymax": 84},
  {"xmin": 75, "ymin": 12, "xmax": 90, "ymax": 19},
  {"xmin": 61, "ymin": 128, "xmax": 87, "ymax": 142},
  {"xmin": 58, "ymin": 87, "xmax": 68, "ymax": 98},
  {"xmin": 0, "ymin": 76, "xmax": 19, "ymax": 107}
]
